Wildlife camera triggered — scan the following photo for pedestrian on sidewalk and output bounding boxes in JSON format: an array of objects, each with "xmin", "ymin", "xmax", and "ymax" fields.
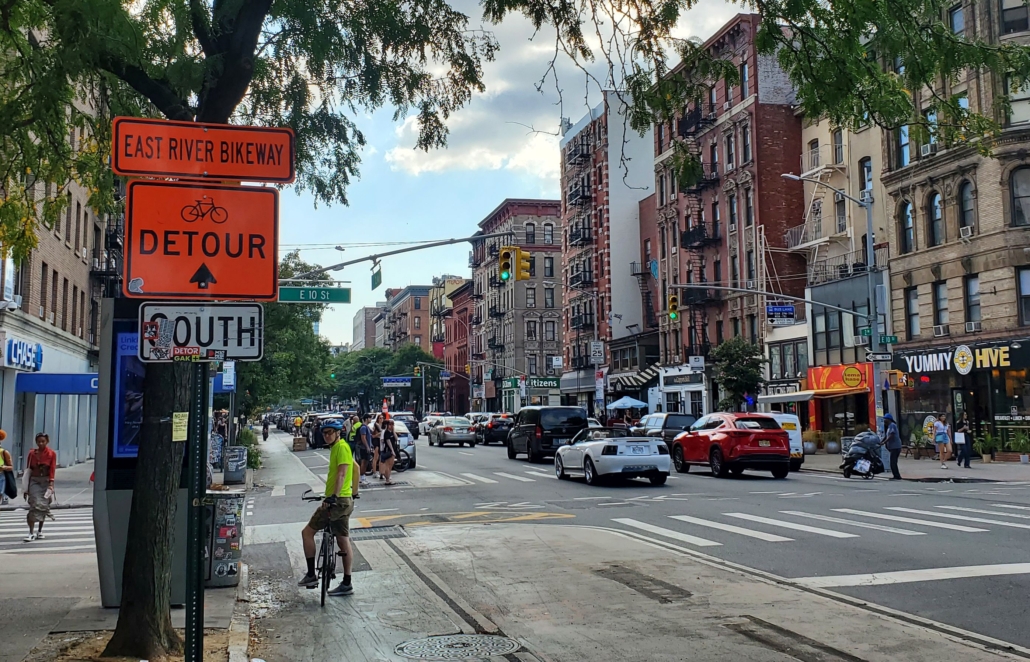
[
  {"xmin": 954, "ymin": 412, "xmax": 971, "ymax": 468},
  {"xmin": 882, "ymin": 413, "xmax": 903, "ymax": 480},
  {"xmin": 23, "ymin": 433, "xmax": 56, "ymax": 542},
  {"xmin": 371, "ymin": 414, "xmax": 384, "ymax": 478},
  {"xmin": 0, "ymin": 430, "xmax": 15, "ymax": 505},
  {"xmin": 933, "ymin": 414, "xmax": 951, "ymax": 469},
  {"xmin": 380, "ymin": 420, "xmax": 398, "ymax": 486}
]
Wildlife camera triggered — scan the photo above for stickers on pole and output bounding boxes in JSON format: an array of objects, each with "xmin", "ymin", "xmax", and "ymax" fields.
[{"xmin": 139, "ymin": 302, "xmax": 264, "ymax": 362}]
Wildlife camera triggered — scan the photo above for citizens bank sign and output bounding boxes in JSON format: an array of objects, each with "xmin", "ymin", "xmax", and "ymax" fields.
[
  {"xmin": 899, "ymin": 343, "xmax": 1015, "ymax": 375},
  {"xmin": 5, "ymin": 337, "xmax": 43, "ymax": 372}
]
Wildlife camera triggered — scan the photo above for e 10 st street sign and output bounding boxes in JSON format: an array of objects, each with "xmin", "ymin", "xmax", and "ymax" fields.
[{"xmin": 278, "ymin": 286, "xmax": 351, "ymax": 303}]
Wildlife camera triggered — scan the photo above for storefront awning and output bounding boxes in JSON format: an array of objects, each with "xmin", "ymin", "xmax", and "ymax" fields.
[
  {"xmin": 610, "ymin": 364, "xmax": 659, "ymax": 390},
  {"xmin": 758, "ymin": 387, "xmax": 868, "ymax": 404}
]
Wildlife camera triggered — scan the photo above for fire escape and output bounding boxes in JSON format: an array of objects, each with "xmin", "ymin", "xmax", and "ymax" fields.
[
  {"xmin": 630, "ymin": 262, "xmax": 658, "ymax": 329},
  {"xmin": 676, "ymin": 103, "xmax": 719, "ymax": 357}
]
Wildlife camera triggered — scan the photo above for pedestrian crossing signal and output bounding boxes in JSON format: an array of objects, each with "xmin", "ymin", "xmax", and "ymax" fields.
[
  {"xmin": 499, "ymin": 246, "xmax": 514, "ymax": 281},
  {"xmin": 668, "ymin": 294, "xmax": 679, "ymax": 321},
  {"xmin": 414, "ymin": 366, "xmax": 421, "ymax": 377}
]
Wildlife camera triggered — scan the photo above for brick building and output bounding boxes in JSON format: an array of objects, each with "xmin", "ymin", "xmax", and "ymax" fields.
[
  {"xmin": 654, "ymin": 13, "xmax": 805, "ymax": 413},
  {"xmin": 469, "ymin": 199, "xmax": 563, "ymax": 412},
  {"xmin": 351, "ymin": 306, "xmax": 381, "ymax": 351},
  {"xmin": 428, "ymin": 275, "xmax": 468, "ymax": 360},
  {"xmin": 881, "ymin": 0, "xmax": 1030, "ymax": 443},
  {"xmin": 559, "ymin": 92, "xmax": 652, "ymax": 414},
  {"xmin": 383, "ymin": 285, "xmax": 432, "ymax": 350},
  {"xmin": 442, "ymin": 280, "xmax": 474, "ymax": 414}
]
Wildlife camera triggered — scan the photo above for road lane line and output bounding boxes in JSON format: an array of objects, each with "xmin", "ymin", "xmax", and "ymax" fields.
[
  {"xmin": 573, "ymin": 496, "xmax": 611, "ymax": 500},
  {"xmin": 525, "ymin": 471, "xmax": 558, "ymax": 480},
  {"xmin": 493, "ymin": 472, "xmax": 535, "ymax": 482},
  {"xmin": 613, "ymin": 518, "xmax": 722, "ymax": 547},
  {"xmin": 938, "ymin": 505, "xmax": 1030, "ymax": 519},
  {"xmin": 461, "ymin": 473, "xmax": 499, "ymax": 484},
  {"xmin": 668, "ymin": 515, "xmax": 793, "ymax": 542},
  {"xmin": 833, "ymin": 508, "xmax": 988, "ymax": 532},
  {"xmin": 597, "ymin": 502, "xmax": 630, "ymax": 506},
  {"xmin": 793, "ymin": 563, "xmax": 1030, "ymax": 588},
  {"xmin": 459, "ymin": 452, "xmax": 474, "ymax": 456},
  {"xmin": 779, "ymin": 511, "xmax": 924, "ymax": 535},
  {"xmin": 886, "ymin": 507, "xmax": 1030, "ymax": 530},
  {"xmin": 993, "ymin": 503, "xmax": 1030, "ymax": 511},
  {"xmin": 724, "ymin": 513, "xmax": 858, "ymax": 538},
  {"xmin": 358, "ymin": 508, "xmax": 399, "ymax": 513},
  {"xmin": 0, "ymin": 544, "xmax": 96, "ymax": 554}
]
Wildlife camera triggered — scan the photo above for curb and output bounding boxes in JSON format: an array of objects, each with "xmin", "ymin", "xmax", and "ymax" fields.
[
  {"xmin": 227, "ymin": 563, "xmax": 251, "ymax": 662},
  {"xmin": 0, "ymin": 503, "xmax": 92, "ymax": 512},
  {"xmin": 800, "ymin": 466, "xmax": 1000, "ymax": 483}
]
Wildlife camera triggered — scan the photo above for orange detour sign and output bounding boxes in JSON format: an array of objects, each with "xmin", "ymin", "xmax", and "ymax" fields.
[
  {"xmin": 122, "ymin": 180, "xmax": 279, "ymax": 301},
  {"xmin": 112, "ymin": 117, "xmax": 295, "ymax": 183}
]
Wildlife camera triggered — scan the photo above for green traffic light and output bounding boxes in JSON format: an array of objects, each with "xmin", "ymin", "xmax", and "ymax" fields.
[
  {"xmin": 500, "ymin": 271, "xmax": 511, "ymax": 280},
  {"xmin": 330, "ymin": 373, "xmax": 336, "ymax": 379},
  {"xmin": 669, "ymin": 312, "xmax": 678, "ymax": 320}
]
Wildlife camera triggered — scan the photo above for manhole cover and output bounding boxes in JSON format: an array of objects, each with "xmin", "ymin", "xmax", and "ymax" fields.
[{"xmin": 394, "ymin": 634, "xmax": 521, "ymax": 659}]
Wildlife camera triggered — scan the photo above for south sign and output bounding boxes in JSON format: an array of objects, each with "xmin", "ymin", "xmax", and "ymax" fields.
[{"xmin": 138, "ymin": 303, "xmax": 264, "ymax": 362}]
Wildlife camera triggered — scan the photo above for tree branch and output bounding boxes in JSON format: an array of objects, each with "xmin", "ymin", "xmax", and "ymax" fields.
[
  {"xmin": 189, "ymin": 0, "xmax": 216, "ymax": 58},
  {"xmin": 99, "ymin": 56, "xmax": 193, "ymax": 121},
  {"xmin": 197, "ymin": 0, "xmax": 274, "ymax": 123}
]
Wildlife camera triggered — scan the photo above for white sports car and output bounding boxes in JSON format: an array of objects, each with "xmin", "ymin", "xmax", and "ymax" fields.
[{"xmin": 554, "ymin": 427, "xmax": 671, "ymax": 486}]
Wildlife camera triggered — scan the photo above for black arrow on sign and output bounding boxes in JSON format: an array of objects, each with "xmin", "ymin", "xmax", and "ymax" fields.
[{"xmin": 190, "ymin": 263, "xmax": 217, "ymax": 289}]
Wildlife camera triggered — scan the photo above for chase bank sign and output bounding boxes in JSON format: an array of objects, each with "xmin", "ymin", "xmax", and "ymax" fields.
[{"xmin": 6, "ymin": 338, "xmax": 43, "ymax": 372}]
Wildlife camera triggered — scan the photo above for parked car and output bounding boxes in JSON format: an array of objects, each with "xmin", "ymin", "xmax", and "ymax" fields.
[
  {"xmin": 420, "ymin": 414, "xmax": 447, "ymax": 435},
  {"xmin": 555, "ymin": 427, "xmax": 670, "ymax": 485},
  {"xmin": 391, "ymin": 411, "xmax": 420, "ymax": 439},
  {"xmin": 631, "ymin": 412, "xmax": 698, "ymax": 446},
  {"xmin": 393, "ymin": 421, "xmax": 416, "ymax": 467},
  {"xmin": 765, "ymin": 412, "xmax": 804, "ymax": 471},
  {"xmin": 508, "ymin": 406, "xmax": 589, "ymax": 463},
  {"xmin": 477, "ymin": 413, "xmax": 514, "ymax": 445},
  {"xmin": 671, "ymin": 413, "xmax": 791, "ymax": 479},
  {"xmin": 428, "ymin": 416, "xmax": 476, "ymax": 447}
]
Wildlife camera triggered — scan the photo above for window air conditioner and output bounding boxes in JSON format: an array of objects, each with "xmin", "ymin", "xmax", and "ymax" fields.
[
  {"xmin": 854, "ymin": 335, "xmax": 870, "ymax": 346},
  {"xmin": 920, "ymin": 143, "xmax": 938, "ymax": 157},
  {"xmin": 959, "ymin": 226, "xmax": 974, "ymax": 240},
  {"xmin": 745, "ymin": 280, "xmax": 756, "ymax": 289},
  {"xmin": 933, "ymin": 324, "xmax": 950, "ymax": 338},
  {"xmin": 38, "ymin": 306, "xmax": 44, "ymax": 319},
  {"xmin": 965, "ymin": 321, "xmax": 982, "ymax": 333},
  {"xmin": 859, "ymin": 190, "xmax": 874, "ymax": 204},
  {"xmin": 729, "ymin": 223, "xmax": 737, "ymax": 233},
  {"xmin": 47, "ymin": 311, "xmax": 55, "ymax": 324},
  {"xmin": 834, "ymin": 192, "xmax": 846, "ymax": 202},
  {"xmin": 13, "ymin": 295, "xmax": 21, "ymax": 307},
  {"xmin": 92, "ymin": 258, "xmax": 100, "ymax": 269},
  {"xmin": 723, "ymin": 102, "xmax": 732, "ymax": 111}
]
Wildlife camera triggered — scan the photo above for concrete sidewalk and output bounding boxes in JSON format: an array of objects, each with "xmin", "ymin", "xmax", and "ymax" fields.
[
  {"xmin": 1, "ymin": 459, "xmax": 94, "ymax": 511},
  {"xmin": 246, "ymin": 521, "xmax": 1023, "ymax": 662},
  {"xmin": 801, "ymin": 451, "xmax": 1030, "ymax": 481}
]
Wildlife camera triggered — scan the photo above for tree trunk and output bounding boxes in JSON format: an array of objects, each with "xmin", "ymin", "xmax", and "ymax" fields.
[{"xmin": 103, "ymin": 362, "xmax": 193, "ymax": 659}]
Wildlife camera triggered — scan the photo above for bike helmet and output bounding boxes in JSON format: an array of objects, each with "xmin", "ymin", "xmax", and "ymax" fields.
[{"xmin": 321, "ymin": 418, "xmax": 344, "ymax": 430}]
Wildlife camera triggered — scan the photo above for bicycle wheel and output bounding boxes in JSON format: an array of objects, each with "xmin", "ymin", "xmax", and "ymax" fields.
[
  {"xmin": 394, "ymin": 449, "xmax": 411, "ymax": 473},
  {"xmin": 180, "ymin": 204, "xmax": 201, "ymax": 223},
  {"xmin": 320, "ymin": 532, "xmax": 333, "ymax": 606},
  {"xmin": 210, "ymin": 206, "xmax": 229, "ymax": 223}
]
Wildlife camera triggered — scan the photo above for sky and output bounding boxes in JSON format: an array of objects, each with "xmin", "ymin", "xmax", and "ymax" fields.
[{"xmin": 277, "ymin": 2, "xmax": 739, "ymax": 346}]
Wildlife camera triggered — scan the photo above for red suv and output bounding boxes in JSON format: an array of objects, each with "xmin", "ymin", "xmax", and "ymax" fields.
[{"xmin": 671, "ymin": 413, "xmax": 790, "ymax": 479}]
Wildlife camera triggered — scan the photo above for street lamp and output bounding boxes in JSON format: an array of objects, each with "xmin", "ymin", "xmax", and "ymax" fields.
[{"xmin": 781, "ymin": 172, "xmax": 887, "ymax": 423}]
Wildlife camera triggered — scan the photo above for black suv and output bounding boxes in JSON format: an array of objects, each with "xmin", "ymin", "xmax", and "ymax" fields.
[
  {"xmin": 508, "ymin": 406, "xmax": 589, "ymax": 462},
  {"xmin": 478, "ymin": 413, "xmax": 514, "ymax": 445},
  {"xmin": 631, "ymin": 412, "xmax": 698, "ymax": 445}
]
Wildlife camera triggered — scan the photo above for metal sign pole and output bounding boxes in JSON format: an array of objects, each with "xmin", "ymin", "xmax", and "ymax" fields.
[{"xmin": 185, "ymin": 361, "xmax": 209, "ymax": 662}]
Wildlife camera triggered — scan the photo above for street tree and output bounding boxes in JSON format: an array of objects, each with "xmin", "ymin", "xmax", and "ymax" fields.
[
  {"xmin": 4, "ymin": 0, "xmax": 1030, "ymax": 658},
  {"xmin": 710, "ymin": 336, "xmax": 766, "ymax": 412}
]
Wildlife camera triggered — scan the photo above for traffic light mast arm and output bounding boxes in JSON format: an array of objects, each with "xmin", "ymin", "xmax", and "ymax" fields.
[{"xmin": 671, "ymin": 284, "xmax": 875, "ymax": 321}]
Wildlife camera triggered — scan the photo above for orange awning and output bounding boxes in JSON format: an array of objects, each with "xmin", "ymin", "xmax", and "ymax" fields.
[{"xmin": 758, "ymin": 387, "xmax": 869, "ymax": 404}]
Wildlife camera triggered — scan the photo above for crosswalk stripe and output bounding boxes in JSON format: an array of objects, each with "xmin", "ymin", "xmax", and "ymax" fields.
[
  {"xmin": 1, "ymin": 536, "xmax": 96, "ymax": 547},
  {"xmin": 525, "ymin": 470, "xmax": 557, "ymax": 480},
  {"xmin": 779, "ymin": 511, "xmax": 925, "ymax": 536},
  {"xmin": 938, "ymin": 505, "xmax": 1030, "ymax": 519},
  {"xmin": 461, "ymin": 473, "xmax": 499, "ymax": 484},
  {"xmin": 793, "ymin": 563, "xmax": 1030, "ymax": 588},
  {"xmin": 0, "ymin": 527, "xmax": 93, "ymax": 539},
  {"xmin": 992, "ymin": 504, "xmax": 1030, "ymax": 511},
  {"xmin": 724, "ymin": 513, "xmax": 858, "ymax": 538},
  {"xmin": 493, "ymin": 472, "xmax": 535, "ymax": 482},
  {"xmin": 833, "ymin": 508, "xmax": 988, "ymax": 532},
  {"xmin": 886, "ymin": 507, "xmax": 1030, "ymax": 530},
  {"xmin": 612, "ymin": 518, "xmax": 722, "ymax": 547},
  {"xmin": 668, "ymin": 515, "xmax": 793, "ymax": 542},
  {"xmin": 0, "ymin": 544, "xmax": 95, "ymax": 554}
]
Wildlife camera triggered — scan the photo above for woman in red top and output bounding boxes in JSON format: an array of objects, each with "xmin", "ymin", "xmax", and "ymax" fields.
[{"xmin": 23, "ymin": 433, "xmax": 56, "ymax": 542}]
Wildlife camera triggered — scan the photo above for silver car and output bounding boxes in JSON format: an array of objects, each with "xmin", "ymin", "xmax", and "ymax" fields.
[
  {"xmin": 393, "ymin": 421, "xmax": 416, "ymax": 467},
  {"xmin": 429, "ymin": 416, "xmax": 476, "ymax": 447}
]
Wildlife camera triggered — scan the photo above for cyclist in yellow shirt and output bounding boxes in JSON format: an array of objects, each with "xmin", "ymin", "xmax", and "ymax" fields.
[{"xmin": 298, "ymin": 418, "xmax": 354, "ymax": 596}]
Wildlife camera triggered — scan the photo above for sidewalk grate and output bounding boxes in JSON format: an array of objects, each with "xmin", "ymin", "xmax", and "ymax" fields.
[
  {"xmin": 395, "ymin": 634, "xmax": 521, "ymax": 659},
  {"xmin": 350, "ymin": 525, "xmax": 407, "ymax": 541}
]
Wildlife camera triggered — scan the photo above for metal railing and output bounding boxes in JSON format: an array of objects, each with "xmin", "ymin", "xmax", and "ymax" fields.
[
  {"xmin": 568, "ymin": 183, "xmax": 591, "ymax": 205},
  {"xmin": 488, "ymin": 305, "xmax": 504, "ymax": 318},
  {"xmin": 630, "ymin": 261, "xmax": 650, "ymax": 277},
  {"xmin": 681, "ymin": 222, "xmax": 720, "ymax": 247},
  {"xmin": 570, "ymin": 313, "xmax": 595, "ymax": 330},
  {"xmin": 808, "ymin": 246, "xmax": 889, "ymax": 286},
  {"xmin": 676, "ymin": 104, "xmax": 717, "ymax": 137},
  {"xmin": 570, "ymin": 271, "xmax": 595, "ymax": 288},
  {"xmin": 569, "ymin": 223, "xmax": 593, "ymax": 246},
  {"xmin": 683, "ymin": 163, "xmax": 719, "ymax": 193},
  {"xmin": 800, "ymin": 143, "xmax": 847, "ymax": 174}
]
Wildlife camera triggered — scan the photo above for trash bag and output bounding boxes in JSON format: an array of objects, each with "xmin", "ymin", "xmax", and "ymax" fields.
[{"xmin": 2, "ymin": 471, "xmax": 16, "ymax": 499}]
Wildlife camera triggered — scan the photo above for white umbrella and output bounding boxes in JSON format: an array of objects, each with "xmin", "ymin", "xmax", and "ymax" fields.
[{"xmin": 607, "ymin": 396, "xmax": 647, "ymax": 410}]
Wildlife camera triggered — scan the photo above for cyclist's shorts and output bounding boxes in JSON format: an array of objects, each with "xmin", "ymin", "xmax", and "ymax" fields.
[{"xmin": 308, "ymin": 498, "xmax": 353, "ymax": 536}]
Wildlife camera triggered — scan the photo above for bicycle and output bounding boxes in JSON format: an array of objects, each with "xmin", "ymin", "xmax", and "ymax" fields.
[
  {"xmin": 301, "ymin": 490, "xmax": 336, "ymax": 606},
  {"xmin": 180, "ymin": 198, "xmax": 229, "ymax": 224},
  {"xmin": 393, "ymin": 448, "xmax": 412, "ymax": 473}
]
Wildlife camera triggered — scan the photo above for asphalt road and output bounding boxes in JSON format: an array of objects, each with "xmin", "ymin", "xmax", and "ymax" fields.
[{"xmin": 253, "ymin": 431, "xmax": 1030, "ymax": 650}]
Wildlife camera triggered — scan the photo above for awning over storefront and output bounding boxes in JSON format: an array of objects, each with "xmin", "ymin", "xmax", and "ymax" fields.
[
  {"xmin": 758, "ymin": 387, "xmax": 869, "ymax": 404},
  {"xmin": 16, "ymin": 373, "xmax": 98, "ymax": 395},
  {"xmin": 560, "ymin": 370, "xmax": 595, "ymax": 394},
  {"xmin": 610, "ymin": 364, "xmax": 659, "ymax": 391}
]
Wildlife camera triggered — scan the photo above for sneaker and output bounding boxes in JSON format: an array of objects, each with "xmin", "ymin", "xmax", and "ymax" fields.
[
  {"xmin": 328, "ymin": 582, "xmax": 353, "ymax": 596},
  {"xmin": 297, "ymin": 573, "xmax": 318, "ymax": 588},
  {"xmin": 36, "ymin": 533, "xmax": 45, "ymax": 539},
  {"xmin": 23, "ymin": 533, "xmax": 36, "ymax": 542},
  {"xmin": 941, "ymin": 463, "xmax": 948, "ymax": 469}
]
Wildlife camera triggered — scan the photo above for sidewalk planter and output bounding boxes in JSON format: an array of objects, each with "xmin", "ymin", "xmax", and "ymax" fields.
[
  {"xmin": 825, "ymin": 440, "xmax": 841, "ymax": 455},
  {"xmin": 994, "ymin": 451, "xmax": 1023, "ymax": 463},
  {"xmin": 803, "ymin": 441, "xmax": 817, "ymax": 455}
]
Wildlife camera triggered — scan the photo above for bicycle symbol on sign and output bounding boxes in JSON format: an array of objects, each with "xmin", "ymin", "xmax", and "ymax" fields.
[{"xmin": 180, "ymin": 198, "xmax": 229, "ymax": 224}]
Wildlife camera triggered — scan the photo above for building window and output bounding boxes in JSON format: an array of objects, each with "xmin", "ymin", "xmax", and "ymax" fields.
[
  {"xmin": 544, "ymin": 257, "xmax": 554, "ymax": 277},
  {"xmin": 739, "ymin": 62, "xmax": 749, "ymax": 98},
  {"xmin": 544, "ymin": 288, "xmax": 554, "ymax": 308},
  {"xmin": 527, "ymin": 320, "xmax": 538, "ymax": 340},
  {"xmin": 414, "ymin": 297, "xmax": 421, "ymax": 309},
  {"xmin": 526, "ymin": 288, "xmax": 536, "ymax": 308},
  {"xmin": 859, "ymin": 157, "xmax": 872, "ymax": 192},
  {"xmin": 713, "ymin": 258, "xmax": 722, "ymax": 284},
  {"xmin": 746, "ymin": 250, "xmax": 755, "ymax": 280},
  {"xmin": 731, "ymin": 255, "xmax": 739, "ymax": 287},
  {"xmin": 644, "ymin": 239, "xmax": 651, "ymax": 262},
  {"xmin": 527, "ymin": 355, "xmax": 538, "ymax": 375},
  {"xmin": 709, "ymin": 142, "xmax": 718, "ymax": 169},
  {"xmin": 544, "ymin": 223, "xmax": 554, "ymax": 244},
  {"xmin": 897, "ymin": 126, "xmax": 911, "ymax": 167},
  {"xmin": 525, "ymin": 223, "xmax": 536, "ymax": 244},
  {"xmin": 835, "ymin": 197, "xmax": 847, "ymax": 233},
  {"xmin": 906, "ymin": 287, "xmax": 921, "ymax": 338},
  {"xmin": 928, "ymin": 192, "xmax": 943, "ymax": 246},
  {"xmin": 1003, "ymin": 0, "xmax": 1029, "ymax": 34},
  {"xmin": 934, "ymin": 281, "xmax": 949, "ymax": 326},
  {"xmin": 660, "ymin": 227, "xmax": 667, "ymax": 258},
  {"xmin": 415, "ymin": 336, "xmax": 422, "ymax": 346},
  {"xmin": 712, "ymin": 201, "xmax": 720, "ymax": 233},
  {"xmin": 545, "ymin": 320, "xmax": 556, "ymax": 341},
  {"xmin": 959, "ymin": 181, "xmax": 976, "ymax": 228},
  {"xmin": 529, "ymin": 255, "xmax": 536, "ymax": 277},
  {"xmin": 725, "ymin": 134, "xmax": 735, "ymax": 170},
  {"xmin": 741, "ymin": 126, "xmax": 752, "ymax": 163},
  {"xmin": 832, "ymin": 129, "xmax": 844, "ymax": 163},
  {"xmin": 715, "ymin": 320, "xmax": 724, "ymax": 344},
  {"xmin": 414, "ymin": 316, "xmax": 421, "ymax": 329},
  {"xmin": 747, "ymin": 314, "xmax": 757, "ymax": 343},
  {"xmin": 732, "ymin": 317, "xmax": 740, "ymax": 337},
  {"xmin": 658, "ymin": 173, "xmax": 666, "ymax": 205},
  {"xmin": 745, "ymin": 189, "xmax": 754, "ymax": 226},
  {"xmin": 950, "ymin": 4, "xmax": 965, "ymax": 34},
  {"xmin": 965, "ymin": 275, "xmax": 981, "ymax": 323},
  {"xmin": 728, "ymin": 194, "xmax": 738, "ymax": 227},
  {"xmin": 1020, "ymin": 268, "xmax": 1030, "ymax": 325},
  {"xmin": 656, "ymin": 122, "xmax": 665, "ymax": 152},
  {"xmin": 709, "ymin": 85, "xmax": 717, "ymax": 109},
  {"xmin": 900, "ymin": 202, "xmax": 915, "ymax": 253},
  {"xmin": 808, "ymin": 139, "xmax": 820, "ymax": 170},
  {"xmin": 1012, "ymin": 167, "xmax": 1030, "ymax": 226}
]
